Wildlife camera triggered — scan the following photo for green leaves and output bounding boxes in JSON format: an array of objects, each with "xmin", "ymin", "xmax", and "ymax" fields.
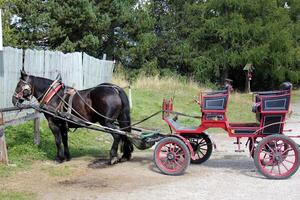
[{"xmin": 2, "ymin": 0, "xmax": 300, "ymax": 89}]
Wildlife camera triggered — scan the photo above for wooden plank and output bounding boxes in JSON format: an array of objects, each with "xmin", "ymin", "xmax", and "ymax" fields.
[
  {"xmin": 3, "ymin": 112, "xmax": 40, "ymax": 128},
  {"xmin": 0, "ymin": 105, "xmax": 31, "ymax": 112},
  {"xmin": 0, "ymin": 127, "xmax": 8, "ymax": 164},
  {"xmin": 0, "ymin": 112, "xmax": 3, "ymax": 125}
]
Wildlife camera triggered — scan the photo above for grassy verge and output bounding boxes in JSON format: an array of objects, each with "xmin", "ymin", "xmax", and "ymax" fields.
[
  {"xmin": 293, "ymin": 89, "xmax": 300, "ymax": 103},
  {"xmin": 0, "ymin": 191, "xmax": 36, "ymax": 200}
]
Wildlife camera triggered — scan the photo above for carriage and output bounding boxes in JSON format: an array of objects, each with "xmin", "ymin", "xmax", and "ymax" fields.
[
  {"xmin": 154, "ymin": 82, "xmax": 300, "ymax": 179},
  {"xmin": 12, "ymin": 72, "xmax": 300, "ymax": 179}
]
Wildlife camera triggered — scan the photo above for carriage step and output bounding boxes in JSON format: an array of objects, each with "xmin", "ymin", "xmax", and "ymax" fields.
[{"xmin": 235, "ymin": 150, "xmax": 245, "ymax": 152}]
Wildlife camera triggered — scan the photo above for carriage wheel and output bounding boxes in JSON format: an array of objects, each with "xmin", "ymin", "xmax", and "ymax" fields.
[
  {"xmin": 254, "ymin": 135, "xmax": 300, "ymax": 179},
  {"xmin": 185, "ymin": 133, "xmax": 213, "ymax": 164},
  {"xmin": 154, "ymin": 137, "xmax": 190, "ymax": 175}
]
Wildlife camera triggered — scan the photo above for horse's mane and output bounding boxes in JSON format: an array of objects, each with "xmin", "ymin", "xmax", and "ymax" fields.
[{"xmin": 30, "ymin": 75, "xmax": 54, "ymax": 89}]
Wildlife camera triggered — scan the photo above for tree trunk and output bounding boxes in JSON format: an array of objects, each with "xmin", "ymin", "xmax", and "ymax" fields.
[{"xmin": 245, "ymin": 72, "xmax": 251, "ymax": 93}]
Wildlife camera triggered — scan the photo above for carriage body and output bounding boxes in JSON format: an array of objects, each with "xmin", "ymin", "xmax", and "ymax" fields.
[
  {"xmin": 162, "ymin": 87, "xmax": 291, "ymax": 137},
  {"xmin": 156, "ymin": 83, "xmax": 300, "ymax": 179}
]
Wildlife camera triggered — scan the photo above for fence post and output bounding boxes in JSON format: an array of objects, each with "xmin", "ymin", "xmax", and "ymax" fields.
[
  {"xmin": 128, "ymin": 86, "xmax": 132, "ymax": 109},
  {"xmin": 0, "ymin": 127, "xmax": 8, "ymax": 164},
  {"xmin": 34, "ymin": 111, "xmax": 40, "ymax": 145}
]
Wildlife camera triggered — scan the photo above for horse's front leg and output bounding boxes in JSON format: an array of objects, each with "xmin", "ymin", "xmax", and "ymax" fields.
[
  {"xmin": 48, "ymin": 119, "xmax": 65, "ymax": 163},
  {"xmin": 61, "ymin": 126, "xmax": 71, "ymax": 161}
]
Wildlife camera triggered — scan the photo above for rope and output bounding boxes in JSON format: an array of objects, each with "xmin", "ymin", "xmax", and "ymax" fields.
[{"xmin": 119, "ymin": 110, "xmax": 162, "ymax": 130}]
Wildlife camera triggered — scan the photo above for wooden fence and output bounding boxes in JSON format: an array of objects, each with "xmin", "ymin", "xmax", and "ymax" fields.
[
  {"xmin": 0, "ymin": 106, "xmax": 40, "ymax": 164},
  {"xmin": 0, "ymin": 47, "xmax": 115, "ymax": 164}
]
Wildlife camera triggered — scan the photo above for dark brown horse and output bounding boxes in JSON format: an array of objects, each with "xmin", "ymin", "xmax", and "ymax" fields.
[{"xmin": 12, "ymin": 70, "xmax": 133, "ymax": 164}]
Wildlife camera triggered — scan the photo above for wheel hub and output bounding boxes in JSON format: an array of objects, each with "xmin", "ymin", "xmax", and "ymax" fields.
[
  {"xmin": 167, "ymin": 152, "xmax": 175, "ymax": 160},
  {"xmin": 274, "ymin": 153, "xmax": 282, "ymax": 162}
]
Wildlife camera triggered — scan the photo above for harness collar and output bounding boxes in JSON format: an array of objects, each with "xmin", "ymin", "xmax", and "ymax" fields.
[{"xmin": 39, "ymin": 80, "xmax": 64, "ymax": 105}]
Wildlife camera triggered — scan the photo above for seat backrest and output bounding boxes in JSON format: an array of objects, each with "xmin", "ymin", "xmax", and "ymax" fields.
[
  {"xmin": 202, "ymin": 94, "xmax": 228, "ymax": 111},
  {"xmin": 202, "ymin": 88, "xmax": 229, "ymax": 112},
  {"xmin": 260, "ymin": 94, "xmax": 290, "ymax": 112}
]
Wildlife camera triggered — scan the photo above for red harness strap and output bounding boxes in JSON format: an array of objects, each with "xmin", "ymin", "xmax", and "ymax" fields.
[{"xmin": 40, "ymin": 82, "xmax": 64, "ymax": 105}]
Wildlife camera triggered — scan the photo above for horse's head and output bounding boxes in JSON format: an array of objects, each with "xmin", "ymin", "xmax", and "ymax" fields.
[{"xmin": 12, "ymin": 70, "xmax": 34, "ymax": 107}]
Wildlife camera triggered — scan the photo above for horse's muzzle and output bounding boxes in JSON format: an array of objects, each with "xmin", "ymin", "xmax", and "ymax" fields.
[{"xmin": 12, "ymin": 96, "xmax": 24, "ymax": 108}]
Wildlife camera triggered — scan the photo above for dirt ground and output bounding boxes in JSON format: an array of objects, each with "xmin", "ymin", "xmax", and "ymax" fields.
[{"xmin": 1, "ymin": 104, "xmax": 300, "ymax": 200}]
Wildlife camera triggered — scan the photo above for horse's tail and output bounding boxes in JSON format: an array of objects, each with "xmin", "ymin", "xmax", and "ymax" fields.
[
  {"xmin": 116, "ymin": 86, "xmax": 131, "ymax": 132},
  {"xmin": 116, "ymin": 86, "xmax": 134, "ymax": 157}
]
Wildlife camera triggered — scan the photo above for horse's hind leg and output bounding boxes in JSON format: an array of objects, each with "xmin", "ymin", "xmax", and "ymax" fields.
[
  {"xmin": 118, "ymin": 120, "xmax": 134, "ymax": 161},
  {"xmin": 120, "ymin": 136, "xmax": 134, "ymax": 161},
  {"xmin": 110, "ymin": 133, "xmax": 121, "ymax": 165}
]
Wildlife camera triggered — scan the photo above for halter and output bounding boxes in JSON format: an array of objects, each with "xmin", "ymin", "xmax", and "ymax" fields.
[{"xmin": 13, "ymin": 78, "xmax": 33, "ymax": 101}]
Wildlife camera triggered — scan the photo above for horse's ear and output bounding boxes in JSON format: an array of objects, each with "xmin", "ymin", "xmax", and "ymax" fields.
[
  {"xmin": 20, "ymin": 69, "xmax": 28, "ymax": 80},
  {"xmin": 55, "ymin": 73, "xmax": 62, "ymax": 82}
]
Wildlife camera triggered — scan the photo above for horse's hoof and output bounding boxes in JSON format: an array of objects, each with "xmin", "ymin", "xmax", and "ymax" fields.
[
  {"xmin": 65, "ymin": 155, "xmax": 71, "ymax": 161},
  {"xmin": 109, "ymin": 157, "xmax": 119, "ymax": 165},
  {"xmin": 120, "ymin": 154, "xmax": 132, "ymax": 162},
  {"xmin": 54, "ymin": 159, "xmax": 64, "ymax": 164},
  {"xmin": 54, "ymin": 156, "xmax": 65, "ymax": 164}
]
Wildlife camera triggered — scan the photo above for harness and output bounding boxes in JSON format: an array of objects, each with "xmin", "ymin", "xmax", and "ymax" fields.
[
  {"xmin": 56, "ymin": 88, "xmax": 76, "ymax": 117},
  {"xmin": 39, "ymin": 80, "xmax": 64, "ymax": 106}
]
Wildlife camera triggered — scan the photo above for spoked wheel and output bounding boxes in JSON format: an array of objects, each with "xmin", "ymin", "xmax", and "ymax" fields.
[
  {"xmin": 154, "ymin": 137, "xmax": 190, "ymax": 175},
  {"xmin": 254, "ymin": 135, "xmax": 300, "ymax": 179},
  {"xmin": 184, "ymin": 133, "xmax": 213, "ymax": 164}
]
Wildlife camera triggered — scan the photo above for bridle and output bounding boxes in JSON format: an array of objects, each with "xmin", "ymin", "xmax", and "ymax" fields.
[
  {"xmin": 14, "ymin": 76, "xmax": 64, "ymax": 106},
  {"xmin": 13, "ymin": 78, "xmax": 33, "ymax": 101}
]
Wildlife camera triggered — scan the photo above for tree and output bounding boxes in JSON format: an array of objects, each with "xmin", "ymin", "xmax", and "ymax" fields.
[
  {"xmin": 5, "ymin": 0, "xmax": 137, "ymax": 58},
  {"xmin": 2, "ymin": 0, "xmax": 300, "ymax": 89}
]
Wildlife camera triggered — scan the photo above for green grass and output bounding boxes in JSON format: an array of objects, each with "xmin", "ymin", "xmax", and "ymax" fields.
[
  {"xmin": 293, "ymin": 89, "xmax": 300, "ymax": 103},
  {"xmin": 0, "ymin": 121, "xmax": 112, "ymax": 179},
  {"xmin": 0, "ymin": 191, "xmax": 36, "ymax": 200}
]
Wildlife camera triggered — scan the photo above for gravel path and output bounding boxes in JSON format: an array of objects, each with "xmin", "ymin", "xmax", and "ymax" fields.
[{"xmin": 1, "ymin": 102, "xmax": 300, "ymax": 200}]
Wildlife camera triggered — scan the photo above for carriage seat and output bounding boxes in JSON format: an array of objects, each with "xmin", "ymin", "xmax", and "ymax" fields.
[
  {"xmin": 251, "ymin": 82, "xmax": 292, "ymax": 126},
  {"xmin": 165, "ymin": 116, "xmax": 197, "ymax": 131},
  {"xmin": 251, "ymin": 82, "xmax": 292, "ymax": 114}
]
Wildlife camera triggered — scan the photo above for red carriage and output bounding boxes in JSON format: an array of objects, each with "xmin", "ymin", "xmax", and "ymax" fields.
[{"xmin": 154, "ymin": 82, "xmax": 300, "ymax": 179}]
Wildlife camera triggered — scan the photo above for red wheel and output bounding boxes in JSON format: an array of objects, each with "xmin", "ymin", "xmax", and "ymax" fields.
[
  {"xmin": 254, "ymin": 135, "xmax": 300, "ymax": 179},
  {"xmin": 154, "ymin": 137, "xmax": 190, "ymax": 175}
]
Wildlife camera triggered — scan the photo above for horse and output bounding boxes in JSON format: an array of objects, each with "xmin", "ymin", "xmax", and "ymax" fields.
[{"xmin": 12, "ymin": 70, "xmax": 133, "ymax": 165}]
